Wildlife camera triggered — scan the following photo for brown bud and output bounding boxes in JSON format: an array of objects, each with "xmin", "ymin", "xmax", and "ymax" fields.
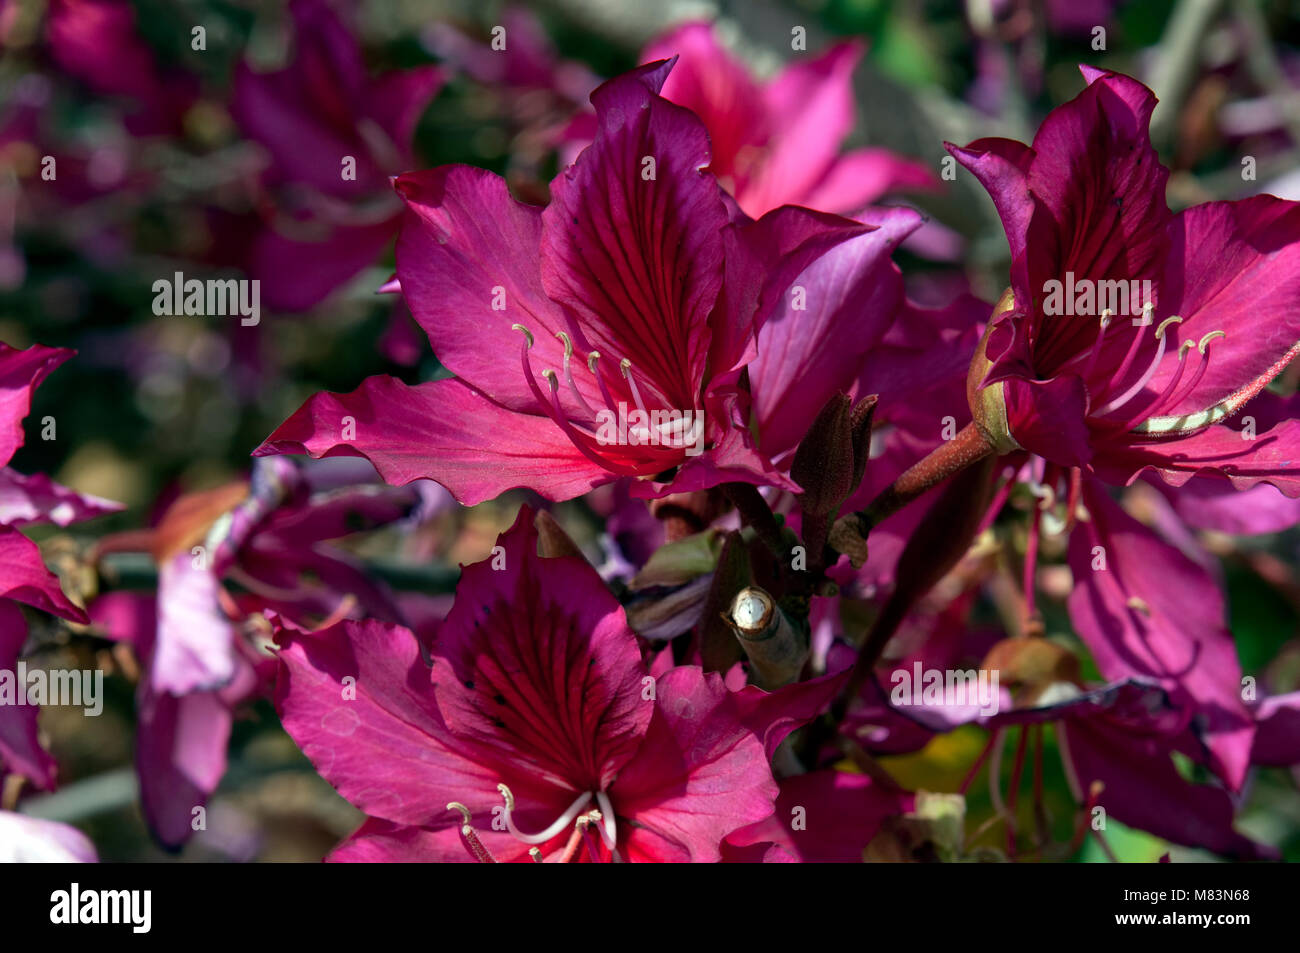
[
  {"xmin": 982, "ymin": 636, "xmax": 1082, "ymax": 704},
  {"xmin": 848, "ymin": 394, "xmax": 878, "ymax": 495},
  {"xmin": 791, "ymin": 392, "xmax": 855, "ymax": 518}
]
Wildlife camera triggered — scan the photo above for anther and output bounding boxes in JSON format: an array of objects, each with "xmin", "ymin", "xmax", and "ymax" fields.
[
  {"xmin": 555, "ymin": 331, "xmax": 595, "ymax": 415},
  {"xmin": 446, "ymin": 801, "xmax": 497, "ymax": 863},
  {"xmin": 1198, "ymin": 330, "xmax": 1226, "ymax": 354},
  {"xmin": 620, "ymin": 358, "xmax": 649, "ymax": 417},
  {"xmin": 1094, "ymin": 316, "xmax": 1181, "ymax": 417},
  {"xmin": 512, "ymin": 324, "xmax": 534, "ymax": 348},
  {"xmin": 1155, "ymin": 315, "xmax": 1183, "ymax": 339}
]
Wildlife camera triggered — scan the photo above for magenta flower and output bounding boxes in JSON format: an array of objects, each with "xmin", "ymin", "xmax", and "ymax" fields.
[
  {"xmin": 87, "ymin": 458, "xmax": 417, "ymax": 847},
  {"xmin": 256, "ymin": 61, "xmax": 866, "ymax": 504},
  {"xmin": 0, "ymin": 342, "xmax": 120, "ymax": 789},
  {"xmin": 46, "ymin": 0, "xmax": 198, "ymax": 136},
  {"xmin": 952, "ymin": 67, "xmax": 1300, "ymax": 495},
  {"xmin": 231, "ymin": 0, "xmax": 442, "ymax": 311},
  {"xmin": 274, "ymin": 508, "xmax": 779, "ymax": 862},
  {"xmin": 724, "ymin": 770, "xmax": 912, "ymax": 863},
  {"xmin": 643, "ymin": 22, "xmax": 937, "ymax": 218}
]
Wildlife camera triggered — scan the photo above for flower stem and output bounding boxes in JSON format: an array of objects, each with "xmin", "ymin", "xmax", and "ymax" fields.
[
  {"xmin": 866, "ymin": 422, "xmax": 994, "ymax": 527},
  {"xmin": 723, "ymin": 482, "xmax": 784, "ymax": 555}
]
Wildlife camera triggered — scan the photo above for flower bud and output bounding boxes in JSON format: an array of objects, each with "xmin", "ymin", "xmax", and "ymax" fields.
[
  {"xmin": 966, "ymin": 289, "xmax": 1021, "ymax": 455},
  {"xmin": 791, "ymin": 392, "xmax": 855, "ymax": 518}
]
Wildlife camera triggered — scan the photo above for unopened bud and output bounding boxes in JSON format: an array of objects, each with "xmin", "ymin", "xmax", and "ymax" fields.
[{"xmin": 966, "ymin": 289, "xmax": 1021, "ymax": 455}]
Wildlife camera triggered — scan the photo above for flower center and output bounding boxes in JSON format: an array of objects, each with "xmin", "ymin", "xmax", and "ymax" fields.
[
  {"xmin": 512, "ymin": 324, "xmax": 703, "ymax": 474},
  {"xmin": 1068, "ymin": 306, "xmax": 1227, "ymax": 435},
  {"xmin": 445, "ymin": 783, "xmax": 620, "ymax": 864}
]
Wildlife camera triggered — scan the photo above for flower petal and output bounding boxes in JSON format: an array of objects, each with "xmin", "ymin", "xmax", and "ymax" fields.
[
  {"xmin": 0, "ymin": 343, "xmax": 72, "ymax": 468},
  {"xmin": 431, "ymin": 508, "xmax": 652, "ymax": 793},
  {"xmin": 609, "ymin": 666, "xmax": 778, "ymax": 862},
  {"xmin": 1066, "ymin": 480, "xmax": 1254, "ymax": 789},
  {"xmin": 0, "ymin": 601, "xmax": 56, "ymax": 789},
  {"xmin": 254, "ymin": 375, "xmax": 611, "ymax": 505},
  {"xmin": 541, "ymin": 60, "xmax": 728, "ymax": 412}
]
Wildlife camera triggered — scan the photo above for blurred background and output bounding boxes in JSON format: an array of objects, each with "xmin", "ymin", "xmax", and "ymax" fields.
[{"xmin": 3, "ymin": 0, "xmax": 1300, "ymax": 861}]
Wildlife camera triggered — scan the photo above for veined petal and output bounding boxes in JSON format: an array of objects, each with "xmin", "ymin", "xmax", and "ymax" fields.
[
  {"xmin": 541, "ymin": 60, "xmax": 728, "ymax": 412},
  {"xmin": 1092, "ymin": 400, "xmax": 1300, "ymax": 498},
  {"xmin": 750, "ymin": 208, "xmax": 920, "ymax": 458},
  {"xmin": 254, "ymin": 376, "xmax": 612, "ymax": 505},
  {"xmin": 1139, "ymin": 197, "xmax": 1300, "ymax": 426},
  {"xmin": 393, "ymin": 165, "xmax": 588, "ymax": 411},
  {"xmin": 431, "ymin": 509, "xmax": 652, "ymax": 792},
  {"xmin": 274, "ymin": 617, "xmax": 503, "ymax": 828},
  {"xmin": 714, "ymin": 204, "xmax": 871, "ymax": 379}
]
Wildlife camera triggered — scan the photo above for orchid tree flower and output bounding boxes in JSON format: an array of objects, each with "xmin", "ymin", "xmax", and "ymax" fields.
[
  {"xmin": 86, "ymin": 457, "xmax": 418, "ymax": 847},
  {"xmin": 256, "ymin": 60, "xmax": 868, "ymax": 505},
  {"xmin": 831, "ymin": 68, "xmax": 1300, "ymax": 792},
  {"xmin": 274, "ymin": 507, "xmax": 784, "ymax": 862},
  {"xmin": 951, "ymin": 67, "xmax": 1300, "ymax": 494},
  {"xmin": 642, "ymin": 22, "xmax": 938, "ymax": 218}
]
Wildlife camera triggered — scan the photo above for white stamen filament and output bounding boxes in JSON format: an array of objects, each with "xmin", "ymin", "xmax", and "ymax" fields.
[
  {"xmin": 497, "ymin": 784, "xmax": 594, "ymax": 845},
  {"xmin": 1092, "ymin": 315, "xmax": 1182, "ymax": 417},
  {"xmin": 595, "ymin": 790, "xmax": 618, "ymax": 850}
]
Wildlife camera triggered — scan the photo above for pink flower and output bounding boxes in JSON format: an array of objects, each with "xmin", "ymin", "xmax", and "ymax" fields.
[
  {"xmin": 87, "ymin": 458, "xmax": 418, "ymax": 847},
  {"xmin": 256, "ymin": 61, "xmax": 866, "ymax": 504},
  {"xmin": 46, "ymin": 0, "xmax": 198, "ymax": 136},
  {"xmin": 953, "ymin": 67, "xmax": 1300, "ymax": 496},
  {"xmin": 273, "ymin": 507, "xmax": 779, "ymax": 862},
  {"xmin": 643, "ymin": 22, "xmax": 938, "ymax": 218},
  {"xmin": 231, "ymin": 0, "xmax": 442, "ymax": 311}
]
